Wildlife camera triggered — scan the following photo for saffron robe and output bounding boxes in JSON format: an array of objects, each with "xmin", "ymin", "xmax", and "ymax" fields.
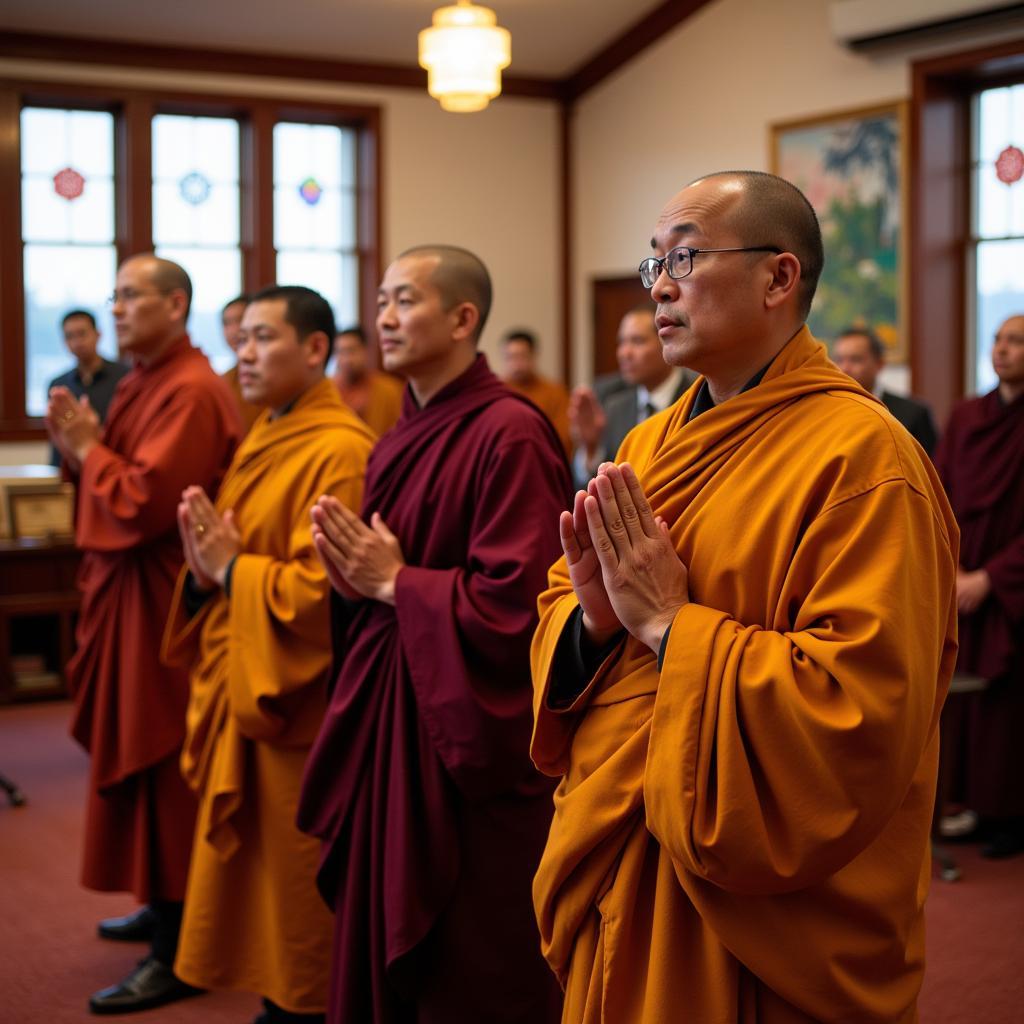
[
  {"xmin": 222, "ymin": 363, "xmax": 263, "ymax": 434},
  {"xmin": 298, "ymin": 355, "xmax": 572, "ymax": 1024},
  {"xmin": 334, "ymin": 369, "xmax": 404, "ymax": 438},
  {"xmin": 163, "ymin": 378, "xmax": 375, "ymax": 1012},
  {"xmin": 531, "ymin": 328, "xmax": 959, "ymax": 1023},
  {"xmin": 934, "ymin": 389, "xmax": 1024, "ymax": 817},
  {"xmin": 66, "ymin": 336, "xmax": 242, "ymax": 900},
  {"xmin": 507, "ymin": 374, "xmax": 573, "ymax": 456}
]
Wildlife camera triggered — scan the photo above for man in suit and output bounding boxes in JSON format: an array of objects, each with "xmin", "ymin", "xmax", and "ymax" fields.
[
  {"xmin": 569, "ymin": 306, "xmax": 696, "ymax": 488},
  {"xmin": 832, "ymin": 326, "xmax": 938, "ymax": 457}
]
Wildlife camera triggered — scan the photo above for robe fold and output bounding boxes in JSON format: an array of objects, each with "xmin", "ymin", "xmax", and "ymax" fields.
[
  {"xmin": 162, "ymin": 378, "xmax": 375, "ymax": 1012},
  {"xmin": 531, "ymin": 328, "xmax": 959, "ymax": 1023},
  {"xmin": 66, "ymin": 335, "xmax": 242, "ymax": 900},
  {"xmin": 934, "ymin": 389, "xmax": 1024, "ymax": 817},
  {"xmin": 508, "ymin": 374, "xmax": 573, "ymax": 456},
  {"xmin": 298, "ymin": 355, "xmax": 572, "ymax": 1023}
]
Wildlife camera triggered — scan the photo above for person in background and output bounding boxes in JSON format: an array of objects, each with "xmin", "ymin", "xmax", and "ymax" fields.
[
  {"xmin": 934, "ymin": 314, "xmax": 1024, "ymax": 859},
  {"xmin": 220, "ymin": 294, "xmax": 262, "ymax": 433},
  {"xmin": 47, "ymin": 309, "xmax": 129, "ymax": 467},
  {"xmin": 568, "ymin": 306, "xmax": 695, "ymax": 488},
  {"xmin": 331, "ymin": 325, "xmax": 404, "ymax": 438},
  {"xmin": 501, "ymin": 328, "xmax": 571, "ymax": 455},
  {"xmin": 832, "ymin": 325, "xmax": 938, "ymax": 457}
]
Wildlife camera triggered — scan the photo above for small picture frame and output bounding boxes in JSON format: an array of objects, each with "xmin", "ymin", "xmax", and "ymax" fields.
[{"xmin": 6, "ymin": 483, "xmax": 75, "ymax": 540}]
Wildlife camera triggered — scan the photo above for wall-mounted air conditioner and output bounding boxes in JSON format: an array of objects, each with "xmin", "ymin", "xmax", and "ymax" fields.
[{"xmin": 829, "ymin": 0, "xmax": 1024, "ymax": 49}]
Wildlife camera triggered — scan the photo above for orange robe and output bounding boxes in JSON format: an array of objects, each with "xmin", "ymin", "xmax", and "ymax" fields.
[
  {"xmin": 334, "ymin": 369, "xmax": 404, "ymax": 438},
  {"xmin": 163, "ymin": 378, "xmax": 375, "ymax": 1013},
  {"xmin": 67, "ymin": 336, "xmax": 242, "ymax": 901},
  {"xmin": 531, "ymin": 328, "xmax": 959, "ymax": 1023},
  {"xmin": 508, "ymin": 374, "xmax": 572, "ymax": 456},
  {"xmin": 222, "ymin": 363, "xmax": 263, "ymax": 434}
]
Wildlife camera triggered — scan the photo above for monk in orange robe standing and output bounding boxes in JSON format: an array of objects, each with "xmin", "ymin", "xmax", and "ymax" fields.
[
  {"xmin": 163, "ymin": 286, "xmax": 375, "ymax": 1023},
  {"xmin": 220, "ymin": 294, "xmax": 263, "ymax": 433},
  {"xmin": 530, "ymin": 172, "xmax": 959, "ymax": 1022},
  {"xmin": 331, "ymin": 324, "xmax": 404, "ymax": 437},
  {"xmin": 45, "ymin": 254, "xmax": 242, "ymax": 1014},
  {"xmin": 502, "ymin": 328, "xmax": 572, "ymax": 455}
]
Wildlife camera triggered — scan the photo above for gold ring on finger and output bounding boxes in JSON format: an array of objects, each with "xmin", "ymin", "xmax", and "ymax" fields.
[{"xmin": 195, "ymin": 523, "xmax": 207, "ymax": 536}]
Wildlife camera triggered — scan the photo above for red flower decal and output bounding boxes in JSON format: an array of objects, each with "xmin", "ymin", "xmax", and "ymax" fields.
[
  {"xmin": 53, "ymin": 166, "xmax": 86, "ymax": 201},
  {"xmin": 995, "ymin": 145, "xmax": 1024, "ymax": 185}
]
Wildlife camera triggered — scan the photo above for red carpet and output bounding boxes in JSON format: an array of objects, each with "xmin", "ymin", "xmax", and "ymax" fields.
[{"xmin": 2, "ymin": 701, "xmax": 1023, "ymax": 1022}]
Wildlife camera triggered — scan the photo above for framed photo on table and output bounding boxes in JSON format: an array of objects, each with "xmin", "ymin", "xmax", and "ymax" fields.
[
  {"xmin": 5, "ymin": 482, "xmax": 75, "ymax": 539},
  {"xmin": 771, "ymin": 102, "xmax": 908, "ymax": 362}
]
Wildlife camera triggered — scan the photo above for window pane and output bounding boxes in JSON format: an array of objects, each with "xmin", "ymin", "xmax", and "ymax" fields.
[
  {"xmin": 155, "ymin": 245, "xmax": 242, "ymax": 374},
  {"xmin": 975, "ymin": 239, "xmax": 1024, "ymax": 395},
  {"xmin": 152, "ymin": 114, "xmax": 240, "ymax": 247},
  {"xmin": 276, "ymin": 250, "xmax": 358, "ymax": 328},
  {"xmin": 24, "ymin": 244, "xmax": 118, "ymax": 417}
]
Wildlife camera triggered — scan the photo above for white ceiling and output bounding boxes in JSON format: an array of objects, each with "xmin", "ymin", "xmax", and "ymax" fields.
[{"xmin": 0, "ymin": 0, "xmax": 675, "ymax": 79}]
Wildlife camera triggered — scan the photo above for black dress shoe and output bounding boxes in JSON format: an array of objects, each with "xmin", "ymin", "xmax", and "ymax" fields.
[
  {"xmin": 981, "ymin": 830, "xmax": 1024, "ymax": 859},
  {"xmin": 88, "ymin": 957, "xmax": 203, "ymax": 1015},
  {"xmin": 97, "ymin": 906, "xmax": 157, "ymax": 942}
]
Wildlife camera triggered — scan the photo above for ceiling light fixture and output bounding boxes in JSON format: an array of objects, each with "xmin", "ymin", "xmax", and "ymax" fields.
[{"xmin": 418, "ymin": 1, "xmax": 511, "ymax": 113}]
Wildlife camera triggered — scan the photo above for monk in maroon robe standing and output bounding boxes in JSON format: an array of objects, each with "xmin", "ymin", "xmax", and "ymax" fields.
[
  {"xmin": 935, "ymin": 314, "xmax": 1024, "ymax": 858},
  {"xmin": 298, "ymin": 245, "xmax": 570, "ymax": 1023},
  {"xmin": 46, "ymin": 254, "xmax": 243, "ymax": 1013}
]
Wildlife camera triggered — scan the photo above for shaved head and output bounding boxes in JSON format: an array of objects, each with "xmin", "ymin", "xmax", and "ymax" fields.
[
  {"xmin": 398, "ymin": 244, "xmax": 492, "ymax": 342},
  {"xmin": 124, "ymin": 253, "xmax": 193, "ymax": 316},
  {"xmin": 687, "ymin": 171, "xmax": 823, "ymax": 321}
]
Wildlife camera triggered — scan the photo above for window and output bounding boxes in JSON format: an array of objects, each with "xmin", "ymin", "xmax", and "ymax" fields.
[
  {"xmin": 970, "ymin": 83, "xmax": 1024, "ymax": 394},
  {"xmin": 0, "ymin": 85, "xmax": 379, "ymax": 438}
]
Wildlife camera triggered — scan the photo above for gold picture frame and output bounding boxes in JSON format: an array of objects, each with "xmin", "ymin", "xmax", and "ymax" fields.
[
  {"xmin": 6, "ymin": 482, "xmax": 75, "ymax": 540},
  {"xmin": 770, "ymin": 101, "xmax": 909, "ymax": 363}
]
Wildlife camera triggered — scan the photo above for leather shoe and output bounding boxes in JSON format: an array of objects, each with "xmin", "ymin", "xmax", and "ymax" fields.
[
  {"xmin": 88, "ymin": 957, "xmax": 203, "ymax": 1015},
  {"xmin": 97, "ymin": 906, "xmax": 157, "ymax": 942}
]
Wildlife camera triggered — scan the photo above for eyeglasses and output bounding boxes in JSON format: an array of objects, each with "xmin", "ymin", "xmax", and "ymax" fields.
[
  {"xmin": 106, "ymin": 288, "xmax": 164, "ymax": 306},
  {"xmin": 639, "ymin": 245, "xmax": 783, "ymax": 288}
]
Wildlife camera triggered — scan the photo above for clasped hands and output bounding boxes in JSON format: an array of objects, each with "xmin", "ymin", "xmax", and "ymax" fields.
[
  {"xmin": 45, "ymin": 386, "xmax": 101, "ymax": 470},
  {"xmin": 310, "ymin": 497, "xmax": 404, "ymax": 606},
  {"xmin": 177, "ymin": 486, "xmax": 241, "ymax": 591},
  {"xmin": 562, "ymin": 462, "xmax": 690, "ymax": 654}
]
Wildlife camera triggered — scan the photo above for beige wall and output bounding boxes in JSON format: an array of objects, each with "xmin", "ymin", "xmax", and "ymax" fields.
[
  {"xmin": 569, "ymin": 0, "xmax": 1016, "ymax": 386},
  {"xmin": 0, "ymin": 58, "xmax": 561, "ymax": 465}
]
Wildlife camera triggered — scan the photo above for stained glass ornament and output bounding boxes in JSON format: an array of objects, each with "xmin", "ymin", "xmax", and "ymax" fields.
[
  {"xmin": 53, "ymin": 166, "xmax": 85, "ymax": 201},
  {"xmin": 179, "ymin": 170, "xmax": 212, "ymax": 205},
  {"xmin": 299, "ymin": 177, "xmax": 323, "ymax": 206},
  {"xmin": 995, "ymin": 145, "xmax": 1024, "ymax": 185}
]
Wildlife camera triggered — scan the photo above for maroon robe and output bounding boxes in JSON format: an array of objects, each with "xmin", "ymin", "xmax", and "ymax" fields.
[
  {"xmin": 66, "ymin": 335, "xmax": 242, "ymax": 900},
  {"xmin": 935, "ymin": 388, "xmax": 1024, "ymax": 817},
  {"xmin": 298, "ymin": 355, "xmax": 571, "ymax": 1023}
]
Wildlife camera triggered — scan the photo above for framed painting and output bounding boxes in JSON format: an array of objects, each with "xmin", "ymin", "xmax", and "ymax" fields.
[{"xmin": 771, "ymin": 102, "xmax": 908, "ymax": 362}]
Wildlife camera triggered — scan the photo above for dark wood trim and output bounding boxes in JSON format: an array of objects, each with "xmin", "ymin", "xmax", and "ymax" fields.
[
  {"xmin": 0, "ymin": 88, "xmax": 25, "ymax": 429},
  {"xmin": 242, "ymin": 106, "xmax": 276, "ymax": 292},
  {"xmin": 0, "ymin": 31, "xmax": 562, "ymax": 101},
  {"xmin": 563, "ymin": 0, "xmax": 716, "ymax": 102},
  {"xmin": 356, "ymin": 109, "xmax": 383, "ymax": 367},
  {"xmin": 910, "ymin": 37, "xmax": 1024, "ymax": 426},
  {"xmin": 117, "ymin": 97, "xmax": 152, "ymax": 259},
  {"xmin": 558, "ymin": 102, "xmax": 573, "ymax": 387}
]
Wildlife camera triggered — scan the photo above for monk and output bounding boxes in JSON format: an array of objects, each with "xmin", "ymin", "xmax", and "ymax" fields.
[
  {"xmin": 501, "ymin": 328, "xmax": 572, "ymax": 455},
  {"xmin": 298, "ymin": 245, "xmax": 571, "ymax": 1023},
  {"xmin": 530, "ymin": 172, "xmax": 959, "ymax": 1022},
  {"xmin": 220, "ymin": 293, "xmax": 263, "ymax": 433},
  {"xmin": 934, "ymin": 314, "xmax": 1024, "ymax": 859},
  {"xmin": 45, "ymin": 254, "xmax": 242, "ymax": 1014},
  {"xmin": 331, "ymin": 324, "xmax": 404, "ymax": 436},
  {"xmin": 163, "ymin": 285, "xmax": 375, "ymax": 1022}
]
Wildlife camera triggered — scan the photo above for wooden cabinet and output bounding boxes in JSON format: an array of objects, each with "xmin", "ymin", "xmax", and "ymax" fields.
[{"xmin": 0, "ymin": 538, "xmax": 81, "ymax": 703}]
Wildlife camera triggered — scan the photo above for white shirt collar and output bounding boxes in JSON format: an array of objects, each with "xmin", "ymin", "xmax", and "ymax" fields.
[{"xmin": 637, "ymin": 366, "xmax": 686, "ymax": 414}]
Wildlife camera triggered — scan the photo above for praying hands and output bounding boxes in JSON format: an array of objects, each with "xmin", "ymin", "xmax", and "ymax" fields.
[
  {"xmin": 310, "ymin": 496, "xmax": 405, "ymax": 605},
  {"xmin": 45, "ymin": 386, "xmax": 101, "ymax": 470},
  {"xmin": 560, "ymin": 462, "xmax": 690, "ymax": 654},
  {"xmin": 177, "ymin": 486, "xmax": 241, "ymax": 590}
]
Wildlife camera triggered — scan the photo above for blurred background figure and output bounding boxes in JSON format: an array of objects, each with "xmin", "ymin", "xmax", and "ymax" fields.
[
  {"xmin": 47, "ymin": 309, "xmax": 128, "ymax": 467},
  {"xmin": 832, "ymin": 325, "xmax": 938, "ymax": 457},
  {"xmin": 219, "ymin": 294, "xmax": 262, "ymax": 434},
  {"xmin": 568, "ymin": 306, "xmax": 695, "ymax": 488},
  {"xmin": 331, "ymin": 325, "xmax": 404, "ymax": 438},
  {"xmin": 501, "ymin": 328, "xmax": 571, "ymax": 455}
]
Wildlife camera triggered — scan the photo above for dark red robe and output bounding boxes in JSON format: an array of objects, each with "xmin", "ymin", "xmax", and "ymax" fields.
[
  {"xmin": 935, "ymin": 388, "xmax": 1024, "ymax": 817},
  {"xmin": 66, "ymin": 335, "xmax": 242, "ymax": 900},
  {"xmin": 298, "ymin": 355, "xmax": 571, "ymax": 1023}
]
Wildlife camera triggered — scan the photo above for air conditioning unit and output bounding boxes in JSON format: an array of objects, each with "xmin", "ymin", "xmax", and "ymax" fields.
[{"xmin": 829, "ymin": 0, "xmax": 1024, "ymax": 49}]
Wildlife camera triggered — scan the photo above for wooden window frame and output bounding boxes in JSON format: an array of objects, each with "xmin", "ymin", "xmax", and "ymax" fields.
[{"xmin": 0, "ymin": 80, "xmax": 381, "ymax": 441}]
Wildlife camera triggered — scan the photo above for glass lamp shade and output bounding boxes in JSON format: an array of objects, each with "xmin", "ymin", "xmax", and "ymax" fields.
[{"xmin": 418, "ymin": 3, "xmax": 511, "ymax": 113}]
